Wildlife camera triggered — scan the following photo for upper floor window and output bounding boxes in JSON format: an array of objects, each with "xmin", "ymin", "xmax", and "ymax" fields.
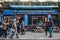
[
  {"xmin": 5, "ymin": 0, "xmax": 14, "ymax": 2},
  {"xmin": 4, "ymin": 0, "xmax": 58, "ymax": 2}
]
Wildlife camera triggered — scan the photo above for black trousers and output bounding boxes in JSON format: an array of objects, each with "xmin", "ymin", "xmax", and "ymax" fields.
[
  {"xmin": 17, "ymin": 28, "xmax": 20, "ymax": 33},
  {"xmin": 45, "ymin": 27, "xmax": 48, "ymax": 35},
  {"xmin": 2, "ymin": 29, "xmax": 7, "ymax": 38},
  {"xmin": 0, "ymin": 28, "xmax": 2, "ymax": 37}
]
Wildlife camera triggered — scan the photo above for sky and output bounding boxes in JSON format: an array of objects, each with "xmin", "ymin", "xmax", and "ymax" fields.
[{"xmin": 4, "ymin": 0, "xmax": 58, "ymax": 2}]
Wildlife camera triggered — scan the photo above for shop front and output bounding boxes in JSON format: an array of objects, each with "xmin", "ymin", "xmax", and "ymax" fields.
[
  {"xmin": 30, "ymin": 15, "xmax": 58, "ymax": 27},
  {"xmin": 3, "ymin": 9, "xmax": 58, "ymax": 27}
]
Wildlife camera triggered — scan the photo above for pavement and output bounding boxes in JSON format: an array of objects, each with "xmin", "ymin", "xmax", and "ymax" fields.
[{"xmin": 0, "ymin": 32, "xmax": 60, "ymax": 40}]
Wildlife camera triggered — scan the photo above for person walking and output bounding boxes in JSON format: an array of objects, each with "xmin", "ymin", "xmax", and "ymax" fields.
[
  {"xmin": 49, "ymin": 20, "xmax": 53, "ymax": 38},
  {"xmin": 10, "ymin": 18, "xmax": 19, "ymax": 38},
  {"xmin": 45, "ymin": 19, "xmax": 49, "ymax": 36},
  {"xmin": 14, "ymin": 18, "xmax": 19, "ymax": 38},
  {"xmin": 10, "ymin": 25, "xmax": 15, "ymax": 39},
  {"xmin": 21, "ymin": 20, "xmax": 25, "ymax": 35},
  {"xmin": 47, "ymin": 12, "xmax": 53, "ymax": 38},
  {"xmin": 2, "ymin": 20, "xmax": 8, "ymax": 38}
]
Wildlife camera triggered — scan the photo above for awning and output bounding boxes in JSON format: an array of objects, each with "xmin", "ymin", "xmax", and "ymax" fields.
[
  {"xmin": 3, "ymin": 9, "xmax": 58, "ymax": 15},
  {"xmin": 11, "ymin": 5, "xmax": 58, "ymax": 10},
  {"xmin": 17, "ymin": 10, "xmax": 58, "ymax": 14}
]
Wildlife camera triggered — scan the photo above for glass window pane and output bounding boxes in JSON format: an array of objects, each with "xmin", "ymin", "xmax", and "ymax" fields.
[
  {"xmin": 9, "ymin": 0, "xmax": 14, "ymax": 2},
  {"xmin": 5, "ymin": 0, "xmax": 14, "ymax": 2},
  {"xmin": 5, "ymin": 0, "xmax": 9, "ymax": 2},
  {"xmin": 51, "ymin": 0, "xmax": 58, "ymax": 2},
  {"xmin": 38, "ymin": 0, "xmax": 47, "ymax": 2}
]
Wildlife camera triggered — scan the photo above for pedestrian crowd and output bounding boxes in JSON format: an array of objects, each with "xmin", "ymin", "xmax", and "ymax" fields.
[
  {"xmin": 0, "ymin": 12, "xmax": 53, "ymax": 38},
  {"xmin": 0, "ymin": 16, "xmax": 25, "ymax": 38}
]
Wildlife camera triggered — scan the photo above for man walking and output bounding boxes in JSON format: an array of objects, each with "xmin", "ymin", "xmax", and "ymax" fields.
[
  {"xmin": 45, "ymin": 18, "xmax": 49, "ymax": 36},
  {"xmin": 47, "ymin": 12, "xmax": 53, "ymax": 38},
  {"xmin": 49, "ymin": 20, "xmax": 53, "ymax": 38}
]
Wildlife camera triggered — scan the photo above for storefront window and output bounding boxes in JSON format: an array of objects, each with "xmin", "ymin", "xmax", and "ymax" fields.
[
  {"xmin": 52, "ymin": 16, "xmax": 58, "ymax": 26},
  {"xmin": 32, "ymin": 16, "xmax": 43, "ymax": 25},
  {"xmin": 38, "ymin": 17, "xmax": 43, "ymax": 25},
  {"xmin": 4, "ymin": 16, "xmax": 12, "ymax": 23}
]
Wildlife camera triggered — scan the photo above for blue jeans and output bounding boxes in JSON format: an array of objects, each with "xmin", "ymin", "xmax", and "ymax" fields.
[
  {"xmin": 49, "ymin": 27, "xmax": 53, "ymax": 37},
  {"xmin": 9, "ymin": 28, "xmax": 14, "ymax": 38},
  {"xmin": 7, "ymin": 25, "xmax": 11, "ymax": 32}
]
